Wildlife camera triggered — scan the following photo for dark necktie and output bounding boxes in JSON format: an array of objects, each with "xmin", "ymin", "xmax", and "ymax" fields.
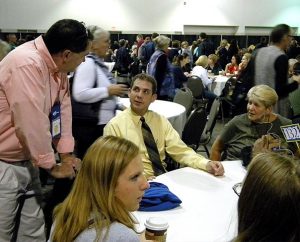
[{"xmin": 140, "ymin": 117, "xmax": 165, "ymax": 176}]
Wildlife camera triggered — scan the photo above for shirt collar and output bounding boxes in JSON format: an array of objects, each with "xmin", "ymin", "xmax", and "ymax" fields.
[
  {"xmin": 34, "ymin": 35, "xmax": 59, "ymax": 75},
  {"xmin": 128, "ymin": 107, "xmax": 151, "ymax": 125}
]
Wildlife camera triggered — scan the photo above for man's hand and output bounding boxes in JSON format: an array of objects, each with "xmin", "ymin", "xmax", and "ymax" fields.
[
  {"xmin": 108, "ymin": 84, "xmax": 129, "ymax": 96},
  {"xmin": 206, "ymin": 160, "xmax": 224, "ymax": 176},
  {"xmin": 60, "ymin": 153, "xmax": 81, "ymax": 172},
  {"xmin": 252, "ymin": 134, "xmax": 281, "ymax": 156},
  {"xmin": 50, "ymin": 163, "xmax": 75, "ymax": 179},
  {"xmin": 49, "ymin": 153, "xmax": 82, "ymax": 179}
]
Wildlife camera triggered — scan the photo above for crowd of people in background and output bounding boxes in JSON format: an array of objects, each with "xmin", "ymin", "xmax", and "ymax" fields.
[{"xmin": 1, "ymin": 21, "xmax": 300, "ymax": 242}]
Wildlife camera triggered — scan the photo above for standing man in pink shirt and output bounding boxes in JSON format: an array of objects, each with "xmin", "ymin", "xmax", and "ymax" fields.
[{"xmin": 0, "ymin": 19, "xmax": 91, "ymax": 241}]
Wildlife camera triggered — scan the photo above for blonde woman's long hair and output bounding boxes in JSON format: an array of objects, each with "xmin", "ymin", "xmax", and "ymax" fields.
[
  {"xmin": 236, "ymin": 153, "xmax": 300, "ymax": 242},
  {"xmin": 51, "ymin": 136, "xmax": 140, "ymax": 242}
]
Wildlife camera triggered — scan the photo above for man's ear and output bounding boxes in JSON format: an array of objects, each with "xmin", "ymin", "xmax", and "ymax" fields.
[
  {"xmin": 61, "ymin": 49, "xmax": 72, "ymax": 63},
  {"xmin": 151, "ymin": 94, "xmax": 157, "ymax": 103}
]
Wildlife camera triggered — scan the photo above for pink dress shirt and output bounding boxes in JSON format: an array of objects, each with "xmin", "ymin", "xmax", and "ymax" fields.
[{"xmin": 0, "ymin": 36, "xmax": 74, "ymax": 169}]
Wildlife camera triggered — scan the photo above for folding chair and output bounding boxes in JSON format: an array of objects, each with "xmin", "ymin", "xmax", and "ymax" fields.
[
  {"xmin": 182, "ymin": 106, "xmax": 207, "ymax": 151},
  {"xmin": 173, "ymin": 87, "xmax": 194, "ymax": 118},
  {"xmin": 199, "ymin": 98, "xmax": 221, "ymax": 156},
  {"xmin": 186, "ymin": 75, "xmax": 208, "ymax": 109}
]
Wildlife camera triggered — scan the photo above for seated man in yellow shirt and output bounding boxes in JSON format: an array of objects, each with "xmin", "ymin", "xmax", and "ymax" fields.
[{"xmin": 104, "ymin": 73, "xmax": 224, "ymax": 178}]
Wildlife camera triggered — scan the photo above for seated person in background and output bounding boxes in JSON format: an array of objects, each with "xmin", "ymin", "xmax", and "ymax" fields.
[
  {"xmin": 225, "ymin": 54, "xmax": 241, "ymax": 75},
  {"xmin": 227, "ymin": 52, "xmax": 254, "ymax": 115},
  {"xmin": 49, "ymin": 136, "xmax": 150, "ymax": 242},
  {"xmin": 171, "ymin": 53, "xmax": 190, "ymax": 89},
  {"xmin": 207, "ymin": 54, "xmax": 223, "ymax": 75},
  {"xmin": 238, "ymin": 53, "xmax": 251, "ymax": 74},
  {"xmin": 210, "ymin": 85, "xmax": 295, "ymax": 161},
  {"xmin": 235, "ymin": 153, "xmax": 300, "ymax": 242},
  {"xmin": 104, "ymin": 73, "xmax": 224, "ymax": 178},
  {"xmin": 192, "ymin": 55, "xmax": 217, "ymax": 105}
]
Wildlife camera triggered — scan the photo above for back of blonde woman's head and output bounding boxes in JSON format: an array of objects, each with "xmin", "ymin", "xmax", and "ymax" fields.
[
  {"xmin": 195, "ymin": 55, "xmax": 208, "ymax": 67},
  {"xmin": 247, "ymin": 85, "xmax": 278, "ymax": 108},
  {"xmin": 236, "ymin": 153, "xmax": 300, "ymax": 242},
  {"xmin": 154, "ymin": 35, "xmax": 170, "ymax": 50},
  {"xmin": 52, "ymin": 136, "xmax": 139, "ymax": 242}
]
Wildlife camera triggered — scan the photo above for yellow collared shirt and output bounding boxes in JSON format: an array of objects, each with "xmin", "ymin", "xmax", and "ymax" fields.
[{"xmin": 104, "ymin": 107, "xmax": 209, "ymax": 178}]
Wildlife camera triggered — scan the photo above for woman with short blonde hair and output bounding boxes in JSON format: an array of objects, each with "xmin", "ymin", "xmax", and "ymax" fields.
[
  {"xmin": 50, "ymin": 136, "xmax": 149, "ymax": 242},
  {"xmin": 191, "ymin": 55, "xmax": 217, "ymax": 108},
  {"xmin": 195, "ymin": 55, "xmax": 208, "ymax": 67},
  {"xmin": 247, "ymin": 84, "xmax": 278, "ymax": 108},
  {"xmin": 210, "ymin": 85, "xmax": 295, "ymax": 161}
]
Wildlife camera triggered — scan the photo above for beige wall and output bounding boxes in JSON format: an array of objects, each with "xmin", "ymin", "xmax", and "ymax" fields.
[{"xmin": 0, "ymin": 0, "xmax": 299, "ymax": 34}]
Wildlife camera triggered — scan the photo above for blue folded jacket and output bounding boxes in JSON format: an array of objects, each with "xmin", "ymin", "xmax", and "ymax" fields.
[{"xmin": 139, "ymin": 182, "xmax": 182, "ymax": 211}]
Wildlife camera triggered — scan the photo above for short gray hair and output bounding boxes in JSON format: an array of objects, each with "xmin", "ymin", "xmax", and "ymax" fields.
[
  {"xmin": 153, "ymin": 35, "xmax": 170, "ymax": 50},
  {"xmin": 87, "ymin": 25, "xmax": 109, "ymax": 40}
]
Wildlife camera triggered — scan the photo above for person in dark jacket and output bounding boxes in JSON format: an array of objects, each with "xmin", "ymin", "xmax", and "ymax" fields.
[
  {"xmin": 172, "ymin": 53, "xmax": 190, "ymax": 88},
  {"xmin": 147, "ymin": 35, "xmax": 175, "ymax": 100},
  {"xmin": 115, "ymin": 39, "xmax": 132, "ymax": 74},
  {"xmin": 196, "ymin": 32, "xmax": 215, "ymax": 57}
]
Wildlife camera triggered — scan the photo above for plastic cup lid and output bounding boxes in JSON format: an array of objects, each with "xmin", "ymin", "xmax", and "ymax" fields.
[{"xmin": 144, "ymin": 217, "xmax": 169, "ymax": 231}]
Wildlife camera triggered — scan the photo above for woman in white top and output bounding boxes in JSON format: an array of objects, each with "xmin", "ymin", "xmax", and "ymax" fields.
[
  {"xmin": 72, "ymin": 25, "xmax": 128, "ymax": 159},
  {"xmin": 49, "ymin": 136, "xmax": 150, "ymax": 242},
  {"xmin": 191, "ymin": 55, "xmax": 217, "ymax": 108}
]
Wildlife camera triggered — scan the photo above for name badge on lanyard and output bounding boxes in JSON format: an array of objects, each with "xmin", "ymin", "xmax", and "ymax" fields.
[{"xmin": 49, "ymin": 102, "xmax": 61, "ymax": 139}]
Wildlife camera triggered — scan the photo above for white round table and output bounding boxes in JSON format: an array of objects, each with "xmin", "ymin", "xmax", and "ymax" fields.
[
  {"xmin": 209, "ymin": 75, "xmax": 230, "ymax": 96},
  {"xmin": 133, "ymin": 160, "xmax": 247, "ymax": 242},
  {"xmin": 119, "ymin": 98, "xmax": 186, "ymax": 136}
]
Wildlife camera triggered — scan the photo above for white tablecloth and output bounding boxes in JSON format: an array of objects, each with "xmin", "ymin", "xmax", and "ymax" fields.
[
  {"xmin": 209, "ymin": 75, "xmax": 229, "ymax": 96},
  {"xmin": 119, "ymin": 98, "xmax": 186, "ymax": 136},
  {"xmin": 133, "ymin": 161, "xmax": 247, "ymax": 242}
]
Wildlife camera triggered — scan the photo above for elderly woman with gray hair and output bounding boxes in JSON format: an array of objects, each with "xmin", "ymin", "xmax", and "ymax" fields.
[
  {"xmin": 72, "ymin": 25, "xmax": 128, "ymax": 159},
  {"xmin": 147, "ymin": 35, "xmax": 175, "ymax": 100},
  {"xmin": 210, "ymin": 85, "xmax": 296, "ymax": 162}
]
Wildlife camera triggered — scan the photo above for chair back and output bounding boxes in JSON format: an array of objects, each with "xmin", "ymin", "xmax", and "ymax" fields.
[
  {"xmin": 173, "ymin": 87, "xmax": 194, "ymax": 117},
  {"xmin": 205, "ymin": 98, "xmax": 221, "ymax": 135},
  {"xmin": 182, "ymin": 106, "xmax": 207, "ymax": 150},
  {"xmin": 186, "ymin": 75, "xmax": 205, "ymax": 99}
]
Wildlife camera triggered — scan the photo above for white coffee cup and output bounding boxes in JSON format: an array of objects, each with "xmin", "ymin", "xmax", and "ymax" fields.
[{"xmin": 145, "ymin": 217, "xmax": 169, "ymax": 242}]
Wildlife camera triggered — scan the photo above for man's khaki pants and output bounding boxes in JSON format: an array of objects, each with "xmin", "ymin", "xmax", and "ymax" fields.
[{"xmin": 0, "ymin": 160, "xmax": 45, "ymax": 242}]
